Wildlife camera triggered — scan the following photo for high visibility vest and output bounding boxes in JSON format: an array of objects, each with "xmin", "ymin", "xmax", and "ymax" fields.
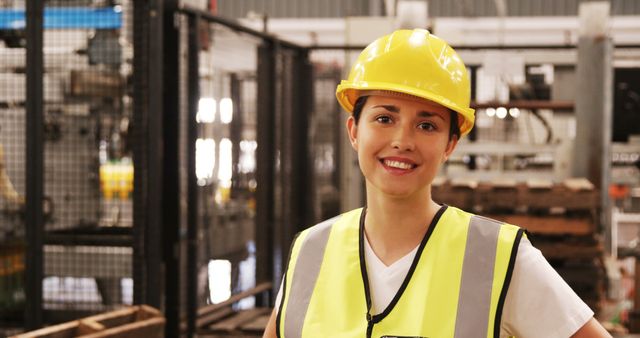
[{"xmin": 277, "ymin": 205, "xmax": 524, "ymax": 338}]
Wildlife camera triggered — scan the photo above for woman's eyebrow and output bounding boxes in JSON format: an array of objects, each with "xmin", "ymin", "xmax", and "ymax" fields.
[
  {"xmin": 371, "ymin": 105, "xmax": 445, "ymax": 121},
  {"xmin": 371, "ymin": 104, "xmax": 400, "ymax": 113},
  {"xmin": 417, "ymin": 111, "xmax": 445, "ymax": 121}
]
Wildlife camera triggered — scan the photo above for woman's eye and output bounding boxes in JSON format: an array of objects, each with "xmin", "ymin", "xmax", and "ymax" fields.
[
  {"xmin": 418, "ymin": 122, "xmax": 436, "ymax": 131},
  {"xmin": 376, "ymin": 116, "xmax": 392, "ymax": 124}
]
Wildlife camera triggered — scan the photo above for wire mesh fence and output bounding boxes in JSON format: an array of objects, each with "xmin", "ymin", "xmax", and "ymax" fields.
[
  {"xmin": 2, "ymin": 2, "xmax": 315, "ymax": 335},
  {"xmin": 38, "ymin": 1, "xmax": 134, "ymax": 321},
  {"xmin": 311, "ymin": 66, "xmax": 342, "ymax": 221},
  {"xmin": 0, "ymin": 1, "xmax": 137, "ymax": 330},
  {"xmin": 182, "ymin": 17, "xmax": 264, "ymax": 333},
  {"xmin": 0, "ymin": 0, "xmax": 27, "ymax": 330},
  {"xmin": 172, "ymin": 10, "xmax": 316, "ymax": 335}
]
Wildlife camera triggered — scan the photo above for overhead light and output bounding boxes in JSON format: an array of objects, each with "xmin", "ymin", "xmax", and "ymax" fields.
[
  {"xmin": 496, "ymin": 107, "xmax": 507, "ymax": 119},
  {"xmin": 486, "ymin": 108, "xmax": 496, "ymax": 117},
  {"xmin": 220, "ymin": 98, "xmax": 233, "ymax": 124},
  {"xmin": 509, "ymin": 107, "xmax": 521, "ymax": 118},
  {"xmin": 239, "ymin": 140, "xmax": 257, "ymax": 173},
  {"xmin": 197, "ymin": 98, "xmax": 216, "ymax": 123},
  {"xmin": 208, "ymin": 260, "xmax": 231, "ymax": 304},
  {"xmin": 218, "ymin": 138, "xmax": 232, "ymax": 187},
  {"xmin": 196, "ymin": 138, "xmax": 215, "ymax": 185}
]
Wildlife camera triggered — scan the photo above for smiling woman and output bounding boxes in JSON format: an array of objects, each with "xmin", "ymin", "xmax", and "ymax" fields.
[
  {"xmin": 262, "ymin": 29, "xmax": 611, "ymax": 338},
  {"xmin": 346, "ymin": 94, "xmax": 457, "ymax": 203}
]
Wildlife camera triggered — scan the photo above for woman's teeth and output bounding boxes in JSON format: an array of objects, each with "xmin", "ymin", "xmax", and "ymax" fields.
[{"xmin": 384, "ymin": 160, "xmax": 413, "ymax": 169}]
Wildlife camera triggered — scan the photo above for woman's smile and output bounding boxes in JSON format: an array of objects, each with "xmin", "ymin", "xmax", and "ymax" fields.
[{"xmin": 379, "ymin": 156, "xmax": 418, "ymax": 174}]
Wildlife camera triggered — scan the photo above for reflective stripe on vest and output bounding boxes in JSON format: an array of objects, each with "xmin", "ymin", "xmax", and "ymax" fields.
[
  {"xmin": 283, "ymin": 216, "xmax": 338, "ymax": 338},
  {"xmin": 279, "ymin": 206, "xmax": 522, "ymax": 338},
  {"xmin": 454, "ymin": 215, "xmax": 502, "ymax": 338}
]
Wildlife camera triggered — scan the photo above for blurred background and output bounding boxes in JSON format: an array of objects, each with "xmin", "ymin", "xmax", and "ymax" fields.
[{"xmin": 0, "ymin": 0, "xmax": 639, "ymax": 337}]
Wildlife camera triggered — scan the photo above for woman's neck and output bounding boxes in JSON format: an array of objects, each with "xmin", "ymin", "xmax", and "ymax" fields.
[{"xmin": 363, "ymin": 184, "xmax": 441, "ymax": 266}]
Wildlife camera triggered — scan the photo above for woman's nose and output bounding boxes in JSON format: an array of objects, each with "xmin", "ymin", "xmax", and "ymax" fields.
[{"xmin": 390, "ymin": 126, "xmax": 415, "ymax": 151}]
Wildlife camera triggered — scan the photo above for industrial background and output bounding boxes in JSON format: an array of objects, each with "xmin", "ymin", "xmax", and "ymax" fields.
[{"xmin": 0, "ymin": 0, "xmax": 639, "ymax": 337}]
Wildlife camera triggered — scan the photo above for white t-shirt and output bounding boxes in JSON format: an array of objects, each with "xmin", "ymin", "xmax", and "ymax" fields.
[{"xmin": 276, "ymin": 236, "xmax": 594, "ymax": 338}]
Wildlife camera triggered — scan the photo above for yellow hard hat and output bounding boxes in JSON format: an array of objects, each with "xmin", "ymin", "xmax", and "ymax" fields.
[{"xmin": 336, "ymin": 29, "xmax": 475, "ymax": 136}]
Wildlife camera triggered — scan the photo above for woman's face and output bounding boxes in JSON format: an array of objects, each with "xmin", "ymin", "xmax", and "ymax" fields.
[{"xmin": 347, "ymin": 94, "xmax": 458, "ymax": 200}]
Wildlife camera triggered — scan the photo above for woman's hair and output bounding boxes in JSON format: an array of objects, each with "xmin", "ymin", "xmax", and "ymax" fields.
[{"xmin": 352, "ymin": 95, "xmax": 461, "ymax": 140}]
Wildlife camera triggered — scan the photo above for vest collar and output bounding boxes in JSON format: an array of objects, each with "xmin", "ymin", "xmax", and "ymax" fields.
[{"xmin": 359, "ymin": 205, "xmax": 449, "ymax": 329}]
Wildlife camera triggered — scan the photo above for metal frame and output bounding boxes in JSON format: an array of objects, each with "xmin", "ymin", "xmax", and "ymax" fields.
[
  {"xmin": 255, "ymin": 40, "xmax": 277, "ymax": 306},
  {"xmin": 229, "ymin": 73, "xmax": 243, "ymax": 198},
  {"xmin": 163, "ymin": 1, "xmax": 181, "ymax": 337},
  {"xmin": 17, "ymin": 2, "xmax": 316, "ymax": 335},
  {"xmin": 25, "ymin": 0, "xmax": 44, "ymax": 330},
  {"xmin": 179, "ymin": 6, "xmax": 303, "ymax": 50},
  {"xmin": 132, "ymin": 0, "xmax": 164, "ymax": 311},
  {"xmin": 186, "ymin": 12, "xmax": 200, "ymax": 338},
  {"xmin": 173, "ymin": 7, "xmax": 316, "ymax": 333},
  {"xmin": 289, "ymin": 49, "xmax": 315, "ymax": 235}
]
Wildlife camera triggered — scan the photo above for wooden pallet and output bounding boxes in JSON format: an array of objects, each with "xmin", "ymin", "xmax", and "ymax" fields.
[
  {"xmin": 535, "ymin": 239, "xmax": 604, "ymax": 259},
  {"xmin": 476, "ymin": 180, "xmax": 520, "ymax": 213},
  {"xmin": 200, "ymin": 308, "xmax": 271, "ymax": 336},
  {"xmin": 11, "ymin": 305, "xmax": 164, "ymax": 338},
  {"xmin": 523, "ymin": 179, "xmax": 598, "ymax": 212},
  {"xmin": 432, "ymin": 178, "xmax": 476, "ymax": 211},
  {"xmin": 487, "ymin": 214, "xmax": 595, "ymax": 236},
  {"xmin": 188, "ymin": 282, "xmax": 272, "ymax": 337},
  {"xmin": 432, "ymin": 178, "xmax": 598, "ymax": 214}
]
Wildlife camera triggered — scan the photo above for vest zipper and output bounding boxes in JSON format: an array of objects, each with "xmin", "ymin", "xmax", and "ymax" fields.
[{"xmin": 366, "ymin": 313, "xmax": 373, "ymax": 338}]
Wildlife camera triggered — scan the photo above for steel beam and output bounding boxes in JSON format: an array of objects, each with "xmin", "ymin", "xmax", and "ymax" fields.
[
  {"xmin": 255, "ymin": 42, "xmax": 276, "ymax": 305},
  {"xmin": 278, "ymin": 49, "xmax": 315, "ymax": 287},
  {"xmin": 185, "ymin": 12, "xmax": 200, "ymax": 338},
  {"xmin": 178, "ymin": 6, "xmax": 304, "ymax": 50},
  {"xmin": 291, "ymin": 49, "xmax": 315, "ymax": 230},
  {"xmin": 132, "ymin": 0, "xmax": 163, "ymax": 310},
  {"xmin": 573, "ymin": 2, "xmax": 613, "ymax": 252},
  {"xmin": 163, "ymin": 0, "xmax": 181, "ymax": 336},
  {"xmin": 229, "ymin": 73, "xmax": 243, "ymax": 198},
  {"xmin": 25, "ymin": 0, "xmax": 44, "ymax": 329}
]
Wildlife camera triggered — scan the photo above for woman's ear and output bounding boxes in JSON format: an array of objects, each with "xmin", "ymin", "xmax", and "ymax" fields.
[
  {"xmin": 442, "ymin": 135, "xmax": 459, "ymax": 163},
  {"xmin": 346, "ymin": 116, "xmax": 358, "ymax": 151}
]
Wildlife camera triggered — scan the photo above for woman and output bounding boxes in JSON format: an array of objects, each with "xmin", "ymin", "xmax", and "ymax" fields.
[{"xmin": 263, "ymin": 29, "xmax": 611, "ymax": 338}]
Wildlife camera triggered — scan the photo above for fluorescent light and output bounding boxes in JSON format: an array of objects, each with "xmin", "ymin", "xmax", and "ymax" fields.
[
  {"xmin": 197, "ymin": 98, "xmax": 216, "ymax": 123},
  {"xmin": 239, "ymin": 140, "xmax": 257, "ymax": 173},
  {"xmin": 208, "ymin": 260, "xmax": 231, "ymax": 304},
  {"xmin": 218, "ymin": 138, "xmax": 232, "ymax": 187},
  {"xmin": 196, "ymin": 138, "xmax": 215, "ymax": 185},
  {"xmin": 220, "ymin": 98, "xmax": 233, "ymax": 124}
]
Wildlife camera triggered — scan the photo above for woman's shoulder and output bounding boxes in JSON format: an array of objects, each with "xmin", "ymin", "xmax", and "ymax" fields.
[
  {"xmin": 297, "ymin": 208, "xmax": 364, "ymax": 240},
  {"xmin": 445, "ymin": 205, "xmax": 522, "ymax": 231}
]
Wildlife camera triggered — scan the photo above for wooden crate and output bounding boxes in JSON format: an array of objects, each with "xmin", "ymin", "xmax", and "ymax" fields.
[
  {"xmin": 534, "ymin": 236, "xmax": 603, "ymax": 260},
  {"xmin": 522, "ymin": 179, "xmax": 598, "ymax": 213},
  {"xmin": 490, "ymin": 214, "xmax": 596, "ymax": 236},
  {"xmin": 11, "ymin": 305, "xmax": 164, "ymax": 338},
  {"xmin": 432, "ymin": 178, "xmax": 476, "ymax": 211},
  {"xmin": 475, "ymin": 179, "xmax": 520, "ymax": 213}
]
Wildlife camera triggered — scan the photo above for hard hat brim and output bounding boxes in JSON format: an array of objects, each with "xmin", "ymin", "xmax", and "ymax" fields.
[{"xmin": 336, "ymin": 81, "xmax": 475, "ymax": 136}]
